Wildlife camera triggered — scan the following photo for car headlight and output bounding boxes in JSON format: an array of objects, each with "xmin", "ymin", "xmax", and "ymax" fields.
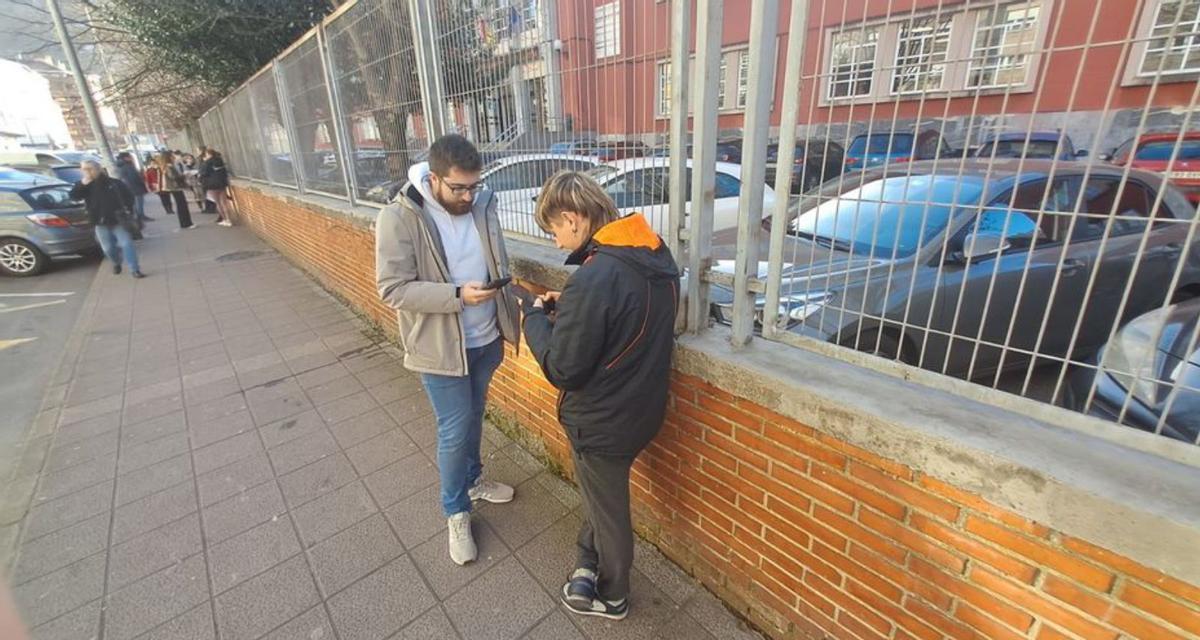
[{"xmin": 780, "ymin": 292, "xmax": 832, "ymax": 323}]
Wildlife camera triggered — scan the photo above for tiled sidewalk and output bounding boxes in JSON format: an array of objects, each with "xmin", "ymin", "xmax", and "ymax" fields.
[{"xmin": 0, "ymin": 202, "xmax": 762, "ymax": 640}]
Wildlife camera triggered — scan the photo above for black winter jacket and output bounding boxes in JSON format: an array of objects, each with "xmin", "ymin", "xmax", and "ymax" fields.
[
  {"xmin": 199, "ymin": 157, "xmax": 229, "ymax": 190},
  {"xmin": 114, "ymin": 159, "xmax": 147, "ymax": 196},
  {"xmin": 69, "ymin": 175, "xmax": 134, "ymax": 227},
  {"xmin": 523, "ymin": 213, "xmax": 680, "ymax": 456}
]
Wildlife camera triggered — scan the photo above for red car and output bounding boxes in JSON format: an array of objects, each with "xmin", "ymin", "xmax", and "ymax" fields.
[{"xmin": 1107, "ymin": 132, "xmax": 1200, "ymax": 204}]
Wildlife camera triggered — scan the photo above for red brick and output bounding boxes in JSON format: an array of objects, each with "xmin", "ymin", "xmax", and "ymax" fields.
[
  {"xmin": 907, "ymin": 556, "xmax": 1033, "ymax": 632},
  {"xmin": 814, "ymin": 432, "xmax": 913, "ymax": 479},
  {"xmin": 762, "ymin": 422, "xmax": 846, "ymax": 469},
  {"xmin": 674, "ymin": 398, "xmax": 734, "ymax": 437},
  {"xmin": 711, "ymin": 429, "xmax": 770, "ymax": 472},
  {"xmin": 849, "ymin": 545, "xmax": 954, "ymax": 612},
  {"xmin": 696, "ymin": 393, "xmax": 763, "ymax": 432},
  {"xmin": 848, "ymin": 462, "xmax": 959, "ymax": 522},
  {"xmin": 820, "ymin": 547, "xmax": 904, "ymax": 603},
  {"xmin": 858, "ymin": 509, "xmax": 964, "ymax": 572},
  {"xmin": 903, "ymin": 596, "xmax": 974, "ymax": 640},
  {"xmin": 1120, "ymin": 582, "xmax": 1200, "ymax": 636},
  {"xmin": 845, "ymin": 578, "xmax": 942, "ymax": 640},
  {"xmin": 972, "ymin": 567, "xmax": 1119, "ymax": 640},
  {"xmin": 1063, "ymin": 536, "xmax": 1200, "ymax": 605},
  {"xmin": 816, "ymin": 506, "xmax": 907, "ymax": 565},
  {"xmin": 771, "ymin": 496, "xmax": 849, "ymax": 552},
  {"xmin": 836, "ymin": 606, "xmax": 893, "ymax": 640},
  {"xmin": 740, "ymin": 495, "xmax": 812, "ymax": 549},
  {"xmin": 1035, "ymin": 625, "xmax": 1075, "ymax": 640},
  {"xmin": 738, "ymin": 462, "xmax": 812, "ymax": 512},
  {"xmin": 810, "ymin": 462, "xmax": 906, "ymax": 520},
  {"xmin": 765, "ymin": 529, "xmax": 840, "ymax": 584},
  {"xmin": 965, "ymin": 516, "xmax": 1113, "ymax": 592},
  {"xmin": 771, "ymin": 464, "xmax": 856, "ymax": 515},
  {"xmin": 953, "ymin": 603, "xmax": 1028, "ymax": 640},
  {"xmin": 702, "ymin": 458, "xmax": 767, "ymax": 504},
  {"xmin": 909, "ymin": 513, "xmax": 1036, "ymax": 583}
]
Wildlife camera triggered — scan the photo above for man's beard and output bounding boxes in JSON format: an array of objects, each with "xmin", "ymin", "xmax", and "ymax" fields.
[{"xmin": 435, "ymin": 190, "xmax": 473, "ymax": 216}]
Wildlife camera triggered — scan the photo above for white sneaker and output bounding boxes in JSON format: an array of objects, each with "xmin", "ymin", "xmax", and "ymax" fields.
[
  {"xmin": 448, "ymin": 512, "xmax": 477, "ymax": 565},
  {"xmin": 218, "ymin": 220, "xmax": 232, "ymax": 227},
  {"xmin": 468, "ymin": 478, "xmax": 514, "ymax": 504}
]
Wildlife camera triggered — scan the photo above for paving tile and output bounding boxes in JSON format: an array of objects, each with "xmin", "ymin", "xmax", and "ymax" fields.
[
  {"xmin": 214, "ymin": 554, "xmax": 319, "ymax": 640},
  {"xmin": 292, "ymin": 480, "xmax": 377, "ymax": 548},
  {"xmin": 396, "ymin": 414, "xmax": 438, "ymax": 450},
  {"xmin": 111, "ymin": 480, "xmax": 197, "ymax": 544},
  {"xmin": 22, "ymin": 479, "xmax": 112, "ymax": 541},
  {"xmin": 533, "ymin": 472, "xmax": 583, "ymax": 511},
  {"xmin": 29, "ymin": 598, "xmax": 102, "ymax": 640},
  {"xmin": 196, "ymin": 452, "xmax": 274, "ymax": 507},
  {"xmin": 53, "ymin": 412, "xmax": 121, "ymax": 447},
  {"xmin": 513, "ymin": 512, "xmax": 584, "ymax": 595},
  {"xmin": 108, "ymin": 513, "xmax": 203, "ymax": 590},
  {"xmin": 116, "ymin": 453, "xmax": 193, "ymax": 507},
  {"xmin": 12, "ymin": 553, "xmax": 106, "ymax": 628},
  {"xmin": 353, "ymin": 362, "xmax": 410, "ymax": 389},
  {"xmin": 684, "ymin": 589, "xmax": 764, "ymax": 640},
  {"xmin": 278, "ymin": 453, "xmax": 358, "ymax": 509},
  {"xmin": 345, "ymin": 429, "xmax": 419, "ymax": 476},
  {"xmin": 59, "ymin": 394, "xmax": 123, "ymax": 427},
  {"xmin": 568, "ymin": 569, "xmax": 683, "ymax": 640},
  {"xmin": 383, "ymin": 484, "xmax": 446, "ymax": 548},
  {"xmin": 523, "ymin": 611, "xmax": 585, "ymax": 640},
  {"xmin": 326, "ymin": 555, "xmax": 437, "ymax": 640},
  {"xmin": 245, "ymin": 380, "xmax": 313, "ymax": 425},
  {"xmin": 294, "ymin": 362, "xmax": 351, "ymax": 390},
  {"xmin": 260, "ymin": 605, "xmax": 334, "ymax": 640},
  {"xmin": 180, "ymin": 363, "xmax": 235, "ymax": 389},
  {"xmin": 308, "ymin": 513, "xmax": 404, "ymax": 597},
  {"xmin": 316, "ymin": 390, "xmax": 379, "ymax": 425},
  {"xmin": 185, "ymin": 393, "xmax": 250, "ymax": 428},
  {"xmin": 123, "ymin": 394, "xmax": 185, "ymax": 427},
  {"xmin": 135, "ymin": 603, "xmax": 216, "ymax": 640},
  {"xmin": 202, "ymin": 480, "xmax": 287, "ymax": 544},
  {"xmin": 223, "ymin": 332, "xmax": 277, "ymax": 359},
  {"xmin": 104, "ymin": 553, "xmax": 209, "ymax": 640},
  {"xmin": 391, "ymin": 606, "xmax": 461, "ymax": 640},
  {"xmin": 382, "ymin": 394, "xmax": 434, "ymax": 427},
  {"xmin": 125, "ymin": 378, "xmax": 184, "ymax": 408},
  {"xmin": 179, "ymin": 352, "xmax": 230, "ymax": 377},
  {"xmin": 652, "ymin": 611, "xmax": 721, "ymax": 640},
  {"xmin": 410, "ymin": 517, "xmax": 509, "ymax": 599},
  {"xmin": 208, "ymin": 516, "xmax": 301, "ymax": 594},
  {"xmin": 121, "ymin": 411, "xmax": 188, "ymax": 446},
  {"xmin": 328, "ymin": 407, "xmax": 399, "ymax": 451},
  {"xmin": 477, "ymin": 476, "xmax": 570, "ymax": 550},
  {"xmin": 237, "ymin": 363, "xmax": 294, "ymax": 391},
  {"xmin": 193, "ymin": 431, "xmax": 263, "ymax": 475},
  {"xmin": 363, "ymin": 453, "xmax": 438, "ymax": 508},
  {"xmin": 183, "ymin": 376, "xmax": 243, "ymax": 407},
  {"xmin": 258, "ymin": 409, "xmax": 326, "ymax": 449},
  {"xmin": 189, "ymin": 408, "xmax": 255, "ymax": 449},
  {"xmin": 118, "ymin": 432, "xmax": 190, "ymax": 476},
  {"xmin": 12, "ymin": 513, "xmax": 109, "ymax": 585},
  {"xmin": 32, "ymin": 452, "xmax": 116, "ymax": 503},
  {"xmin": 285, "ymin": 349, "xmax": 341, "ymax": 375},
  {"xmin": 634, "ymin": 538, "xmax": 698, "ymax": 607},
  {"xmin": 303, "ymin": 373, "xmax": 366, "ymax": 407},
  {"xmin": 127, "ymin": 364, "xmax": 181, "ymax": 391},
  {"xmin": 443, "ymin": 557, "xmax": 554, "ymax": 640}
]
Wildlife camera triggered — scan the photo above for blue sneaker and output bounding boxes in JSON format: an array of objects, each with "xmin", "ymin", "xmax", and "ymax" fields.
[{"xmin": 560, "ymin": 569, "xmax": 629, "ymax": 620}]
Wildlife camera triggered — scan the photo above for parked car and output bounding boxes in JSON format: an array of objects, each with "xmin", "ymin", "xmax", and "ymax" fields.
[
  {"xmin": 8, "ymin": 163, "xmax": 85, "ymax": 185},
  {"xmin": 1103, "ymin": 131, "xmax": 1200, "ymax": 204},
  {"xmin": 650, "ymin": 140, "xmax": 742, "ymax": 162},
  {"xmin": 707, "ymin": 159, "xmax": 1200, "ymax": 382},
  {"xmin": 549, "ymin": 140, "xmax": 600, "ymax": 155},
  {"xmin": 974, "ymin": 131, "xmax": 1086, "ymax": 161},
  {"xmin": 485, "ymin": 153, "xmax": 601, "ymax": 233},
  {"xmin": 0, "ymin": 177, "xmax": 95, "ymax": 276},
  {"xmin": 1060, "ymin": 297, "xmax": 1200, "ymax": 443},
  {"xmin": 0, "ymin": 150, "xmax": 99, "ymax": 168},
  {"xmin": 843, "ymin": 129, "xmax": 951, "ymax": 171},
  {"xmin": 765, "ymin": 139, "xmax": 846, "ymax": 193},
  {"xmin": 594, "ymin": 141, "xmax": 650, "ymax": 162}
]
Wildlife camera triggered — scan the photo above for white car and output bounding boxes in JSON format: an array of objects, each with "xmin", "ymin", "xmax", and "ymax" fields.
[
  {"xmin": 482, "ymin": 154, "xmax": 600, "ymax": 236},
  {"xmin": 491, "ymin": 156, "xmax": 777, "ymax": 239}
]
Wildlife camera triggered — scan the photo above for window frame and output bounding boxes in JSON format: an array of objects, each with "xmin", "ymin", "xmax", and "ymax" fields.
[
  {"xmin": 1124, "ymin": 0, "xmax": 1200, "ymax": 85},
  {"xmin": 594, "ymin": 2, "xmax": 621, "ymax": 60},
  {"xmin": 655, "ymin": 46, "xmax": 754, "ymax": 119}
]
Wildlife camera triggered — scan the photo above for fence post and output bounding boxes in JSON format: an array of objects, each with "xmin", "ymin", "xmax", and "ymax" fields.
[
  {"xmin": 409, "ymin": 0, "xmax": 450, "ymax": 140},
  {"xmin": 667, "ymin": 0, "xmax": 691, "ymax": 265},
  {"xmin": 273, "ymin": 62, "xmax": 306, "ymax": 193},
  {"xmin": 317, "ymin": 25, "xmax": 358, "ymax": 203},
  {"xmin": 730, "ymin": 0, "xmax": 780, "ymax": 347},
  {"xmin": 762, "ymin": 0, "xmax": 809, "ymax": 343},
  {"xmin": 244, "ymin": 75, "xmax": 272, "ymax": 185},
  {"xmin": 686, "ymin": 0, "xmax": 724, "ymax": 334}
]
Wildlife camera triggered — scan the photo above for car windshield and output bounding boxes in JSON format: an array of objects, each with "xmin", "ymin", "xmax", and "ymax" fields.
[
  {"xmin": 549, "ymin": 143, "xmax": 571, "ymax": 153},
  {"xmin": 791, "ymin": 175, "xmax": 985, "ymax": 258},
  {"xmin": 54, "ymin": 167, "xmax": 84, "ymax": 183},
  {"xmin": 587, "ymin": 165, "xmax": 619, "ymax": 181},
  {"xmin": 849, "ymin": 134, "xmax": 914, "ymax": 156},
  {"xmin": 1135, "ymin": 140, "xmax": 1200, "ymax": 161},
  {"xmin": 980, "ymin": 139, "xmax": 1061, "ymax": 159},
  {"xmin": 22, "ymin": 185, "xmax": 79, "ymax": 210}
]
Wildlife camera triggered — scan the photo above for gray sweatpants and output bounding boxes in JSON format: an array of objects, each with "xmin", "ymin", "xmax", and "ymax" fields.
[{"xmin": 573, "ymin": 450, "xmax": 638, "ymax": 602}]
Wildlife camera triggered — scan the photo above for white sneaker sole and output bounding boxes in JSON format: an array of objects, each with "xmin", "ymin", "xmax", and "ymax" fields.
[
  {"xmin": 560, "ymin": 598, "xmax": 628, "ymax": 621},
  {"xmin": 469, "ymin": 493, "xmax": 514, "ymax": 504}
]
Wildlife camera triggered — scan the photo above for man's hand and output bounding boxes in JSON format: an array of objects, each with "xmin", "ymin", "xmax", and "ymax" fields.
[
  {"xmin": 532, "ymin": 291, "xmax": 560, "ymax": 309},
  {"xmin": 461, "ymin": 282, "xmax": 498, "ymax": 306}
]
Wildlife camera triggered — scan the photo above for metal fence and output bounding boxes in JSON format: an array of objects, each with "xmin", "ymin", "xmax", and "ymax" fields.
[{"xmin": 196, "ymin": 0, "xmax": 1200, "ymax": 447}]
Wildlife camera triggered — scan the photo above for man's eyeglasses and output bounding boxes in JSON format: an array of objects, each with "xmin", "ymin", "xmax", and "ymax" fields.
[{"xmin": 439, "ymin": 179, "xmax": 486, "ymax": 196}]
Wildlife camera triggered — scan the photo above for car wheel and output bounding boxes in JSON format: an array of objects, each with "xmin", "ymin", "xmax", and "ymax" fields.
[{"xmin": 0, "ymin": 238, "xmax": 47, "ymax": 277}]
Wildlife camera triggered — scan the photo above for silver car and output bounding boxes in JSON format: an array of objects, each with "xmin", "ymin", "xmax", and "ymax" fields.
[{"xmin": 0, "ymin": 177, "xmax": 96, "ymax": 276}]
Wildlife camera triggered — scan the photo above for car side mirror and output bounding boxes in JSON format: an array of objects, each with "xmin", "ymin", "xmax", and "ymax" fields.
[{"xmin": 960, "ymin": 231, "xmax": 1011, "ymax": 262}]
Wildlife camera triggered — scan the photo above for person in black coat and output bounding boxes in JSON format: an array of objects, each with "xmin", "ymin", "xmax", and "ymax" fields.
[
  {"xmin": 199, "ymin": 149, "xmax": 233, "ymax": 226},
  {"xmin": 69, "ymin": 161, "xmax": 143, "ymax": 278},
  {"xmin": 114, "ymin": 152, "xmax": 152, "ymax": 223},
  {"xmin": 523, "ymin": 171, "xmax": 679, "ymax": 621}
]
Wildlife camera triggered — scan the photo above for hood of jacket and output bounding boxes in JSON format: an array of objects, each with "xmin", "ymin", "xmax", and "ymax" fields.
[
  {"xmin": 407, "ymin": 162, "xmax": 446, "ymax": 215},
  {"xmin": 568, "ymin": 213, "xmax": 678, "ymax": 281}
]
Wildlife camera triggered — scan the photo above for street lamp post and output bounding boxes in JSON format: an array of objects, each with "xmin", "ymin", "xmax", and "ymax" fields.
[{"xmin": 45, "ymin": 0, "xmax": 116, "ymax": 172}]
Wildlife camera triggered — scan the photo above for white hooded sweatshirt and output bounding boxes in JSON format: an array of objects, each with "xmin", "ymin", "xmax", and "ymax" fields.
[{"xmin": 408, "ymin": 162, "xmax": 498, "ymax": 350}]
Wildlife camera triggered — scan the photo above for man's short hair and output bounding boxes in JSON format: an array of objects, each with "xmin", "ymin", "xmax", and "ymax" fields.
[
  {"xmin": 428, "ymin": 134, "xmax": 482, "ymax": 176},
  {"xmin": 117, "ymin": 152, "xmax": 131, "ymax": 161},
  {"xmin": 534, "ymin": 171, "xmax": 619, "ymax": 235}
]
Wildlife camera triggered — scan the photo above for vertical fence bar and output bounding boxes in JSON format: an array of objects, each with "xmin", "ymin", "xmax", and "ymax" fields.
[
  {"xmin": 730, "ymin": 0, "xmax": 780, "ymax": 347},
  {"xmin": 667, "ymin": 0, "xmax": 692, "ymax": 261},
  {"xmin": 763, "ymin": 0, "xmax": 809, "ymax": 343},
  {"xmin": 273, "ymin": 62, "xmax": 305, "ymax": 193},
  {"xmin": 409, "ymin": 0, "xmax": 449, "ymax": 141},
  {"xmin": 316, "ymin": 25, "xmax": 356, "ymax": 203},
  {"xmin": 686, "ymin": 0, "xmax": 724, "ymax": 334}
]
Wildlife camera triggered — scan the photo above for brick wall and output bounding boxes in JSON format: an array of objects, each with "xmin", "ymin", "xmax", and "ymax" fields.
[{"xmin": 232, "ymin": 184, "xmax": 1200, "ymax": 640}]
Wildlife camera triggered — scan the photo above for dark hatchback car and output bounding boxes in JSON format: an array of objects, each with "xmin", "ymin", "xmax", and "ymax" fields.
[
  {"xmin": 709, "ymin": 159, "xmax": 1200, "ymax": 382},
  {"xmin": 765, "ymin": 139, "xmax": 846, "ymax": 193},
  {"xmin": 0, "ymin": 178, "xmax": 95, "ymax": 276},
  {"xmin": 1062, "ymin": 298, "xmax": 1200, "ymax": 442}
]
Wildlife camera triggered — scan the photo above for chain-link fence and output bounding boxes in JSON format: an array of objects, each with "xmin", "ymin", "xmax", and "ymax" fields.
[{"xmin": 195, "ymin": 0, "xmax": 1200, "ymax": 447}]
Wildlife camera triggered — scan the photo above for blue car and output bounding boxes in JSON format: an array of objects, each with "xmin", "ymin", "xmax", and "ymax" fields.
[
  {"xmin": 975, "ymin": 131, "xmax": 1086, "ymax": 161},
  {"xmin": 0, "ymin": 176, "xmax": 96, "ymax": 276},
  {"xmin": 844, "ymin": 128, "xmax": 951, "ymax": 171}
]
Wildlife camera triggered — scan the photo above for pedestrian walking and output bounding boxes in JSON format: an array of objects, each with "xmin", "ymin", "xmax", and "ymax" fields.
[
  {"xmin": 375, "ymin": 134, "xmax": 521, "ymax": 566},
  {"xmin": 69, "ymin": 160, "xmax": 144, "ymax": 278},
  {"xmin": 148, "ymin": 152, "xmax": 195, "ymax": 230},
  {"xmin": 199, "ymin": 149, "xmax": 233, "ymax": 226},
  {"xmin": 114, "ymin": 151, "xmax": 153, "ymax": 223},
  {"xmin": 523, "ymin": 171, "xmax": 680, "ymax": 621}
]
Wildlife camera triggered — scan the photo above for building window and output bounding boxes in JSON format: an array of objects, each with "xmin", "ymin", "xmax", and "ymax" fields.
[
  {"xmin": 736, "ymin": 50, "xmax": 750, "ymax": 107},
  {"xmin": 968, "ymin": 3, "xmax": 1041, "ymax": 88},
  {"xmin": 892, "ymin": 15, "xmax": 953, "ymax": 94},
  {"xmin": 719, "ymin": 56, "xmax": 729, "ymax": 107},
  {"xmin": 522, "ymin": 0, "xmax": 539, "ymax": 30},
  {"xmin": 595, "ymin": 2, "xmax": 621, "ymax": 59},
  {"xmin": 829, "ymin": 27, "xmax": 880, "ymax": 99},
  {"xmin": 1141, "ymin": 0, "xmax": 1200, "ymax": 75},
  {"xmin": 657, "ymin": 61, "xmax": 671, "ymax": 116}
]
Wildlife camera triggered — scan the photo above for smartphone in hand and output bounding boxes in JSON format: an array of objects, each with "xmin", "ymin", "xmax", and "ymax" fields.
[{"xmin": 482, "ymin": 276, "xmax": 512, "ymax": 290}]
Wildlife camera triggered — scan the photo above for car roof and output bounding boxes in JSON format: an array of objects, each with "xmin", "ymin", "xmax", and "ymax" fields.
[
  {"xmin": 1137, "ymin": 131, "xmax": 1200, "ymax": 143},
  {"xmin": 490, "ymin": 153, "xmax": 598, "ymax": 166},
  {"xmin": 602, "ymin": 157, "xmax": 744, "ymax": 175},
  {"xmin": 985, "ymin": 131, "xmax": 1064, "ymax": 142},
  {"xmin": 869, "ymin": 158, "xmax": 1170, "ymax": 186}
]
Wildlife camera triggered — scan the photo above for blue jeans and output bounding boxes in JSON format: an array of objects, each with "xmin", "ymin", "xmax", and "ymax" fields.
[
  {"xmin": 420, "ymin": 338, "xmax": 504, "ymax": 517},
  {"xmin": 94, "ymin": 224, "xmax": 139, "ymax": 273},
  {"xmin": 132, "ymin": 193, "xmax": 147, "ymax": 221}
]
